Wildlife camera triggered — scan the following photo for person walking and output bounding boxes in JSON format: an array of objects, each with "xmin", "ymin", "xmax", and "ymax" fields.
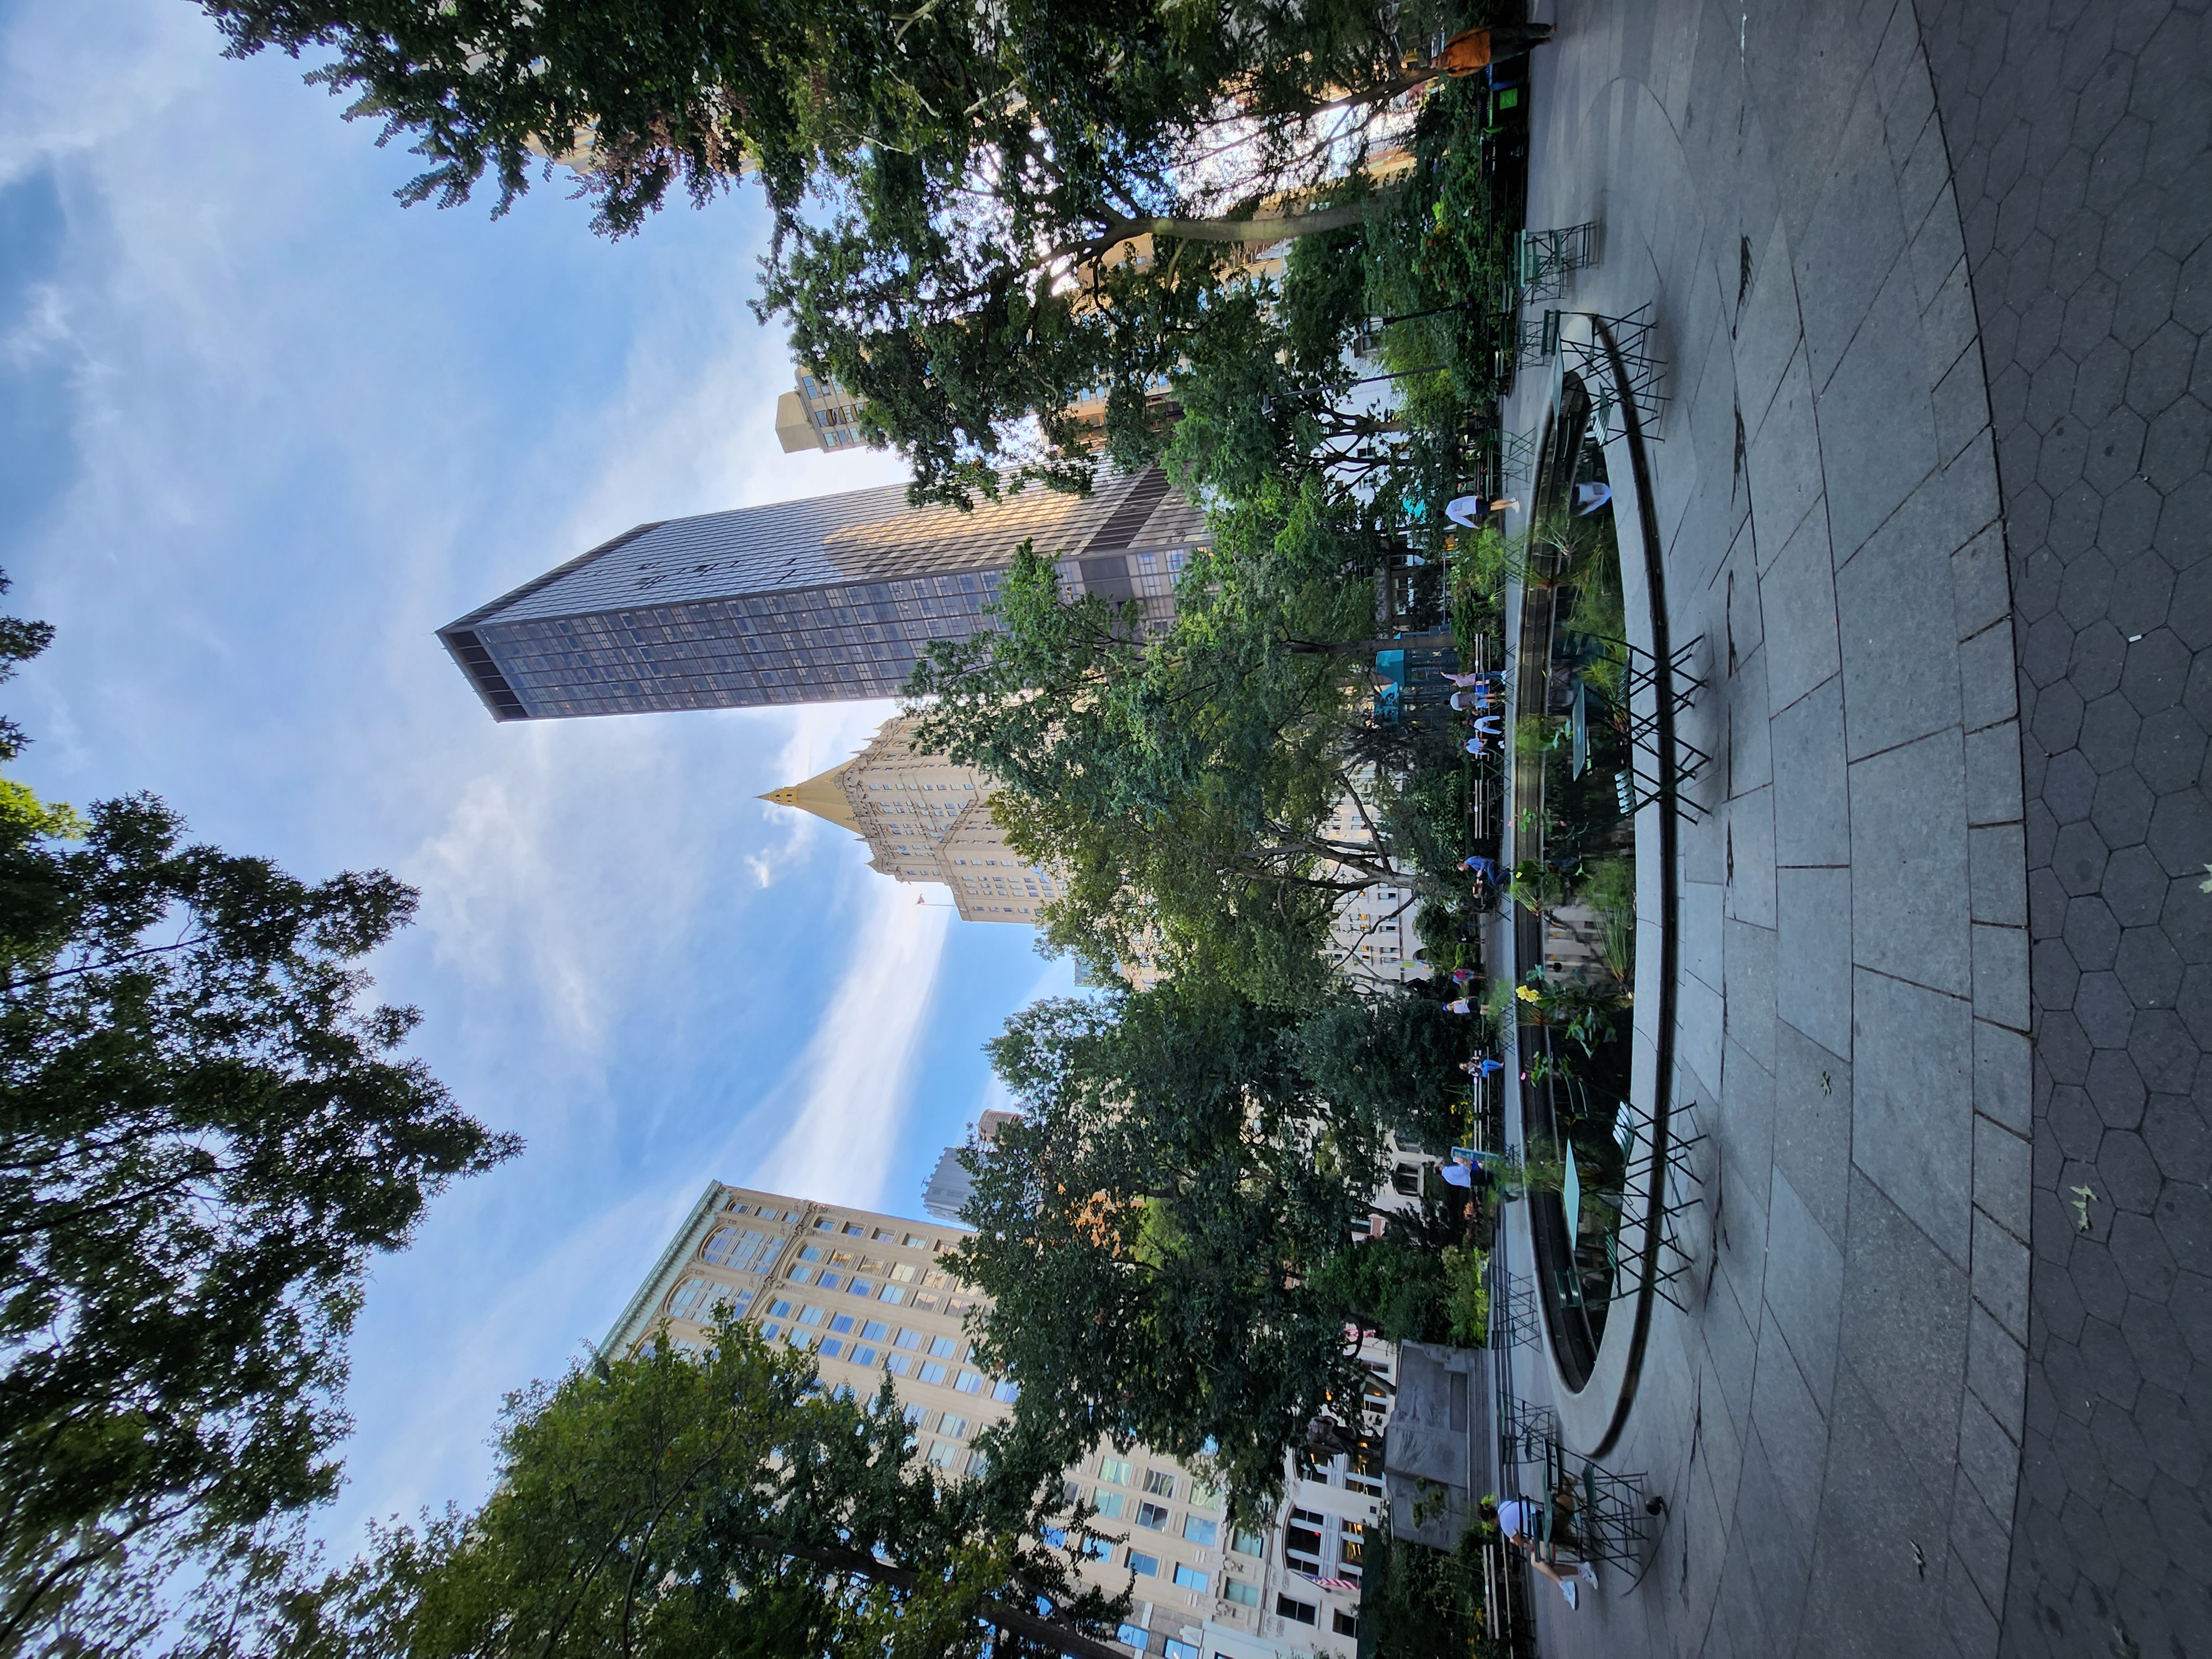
[
  {"xmin": 1444, "ymin": 493, "xmax": 1521, "ymax": 529},
  {"xmin": 1480, "ymin": 1497, "xmax": 1598, "ymax": 1609},
  {"xmin": 1442, "ymin": 670, "xmax": 1505, "ymax": 690},
  {"xmin": 1457, "ymin": 854, "xmax": 1503, "ymax": 881}
]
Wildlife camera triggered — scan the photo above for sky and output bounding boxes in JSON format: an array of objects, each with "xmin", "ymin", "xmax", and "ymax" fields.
[{"xmin": 0, "ymin": 0, "xmax": 1071, "ymax": 1552}]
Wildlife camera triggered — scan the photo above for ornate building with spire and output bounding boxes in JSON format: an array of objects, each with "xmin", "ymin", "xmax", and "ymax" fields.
[{"xmin": 759, "ymin": 713, "xmax": 1063, "ymax": 925}]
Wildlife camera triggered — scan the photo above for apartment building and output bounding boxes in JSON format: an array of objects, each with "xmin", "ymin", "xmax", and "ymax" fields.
[{"xmin": 606, "ymin": 1182, "xmax": 1324, "ymax": 1658}]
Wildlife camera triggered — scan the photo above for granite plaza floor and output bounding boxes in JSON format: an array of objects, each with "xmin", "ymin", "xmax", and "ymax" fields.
[{"xmin": 1492, "ymin": 3, "xmax": 2210, "ymax": 1655}]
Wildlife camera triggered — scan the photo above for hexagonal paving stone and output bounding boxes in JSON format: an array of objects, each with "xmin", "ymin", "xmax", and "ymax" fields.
[
  {"xmin": 2119, "ymin": 629, "xmax": 2194, "ymax": 716},
  {"xmin": 2090, "ymin": 765, "xmax": 2154, "ymax": 843},
  {"xmin": 2099, "ymin": 844, "xmax": 2171, "ymax": 927},
  {"xmin": 2146, "ymin": 785, "xmax": 2212, "ymax": 876},
  {"xmin": 2132, "ymin": 705, "xmax": 2208, "ymax": 794},
  {"xmin": 2114, "ymin": 926, "xmax": 2185, "ymax": 1010}
]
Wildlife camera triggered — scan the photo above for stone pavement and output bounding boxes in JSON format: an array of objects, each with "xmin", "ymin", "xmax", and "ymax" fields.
[
  {"xmin": 1491, "ymin": 1, "xmax": 2208, "ymax": 1655},
  {"xmin": 1912, "ymin": 3, "xmax": 2212, "ymax": 1654}
]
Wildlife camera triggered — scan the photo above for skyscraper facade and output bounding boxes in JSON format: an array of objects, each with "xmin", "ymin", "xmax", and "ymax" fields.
[
  {"xmin": 606, "ymin": 1181, "xmax": 1378, "ymax": 1658},
  {"xmin": 440, "ymin": 466, "xmax": 1202, "ymax": 719}
]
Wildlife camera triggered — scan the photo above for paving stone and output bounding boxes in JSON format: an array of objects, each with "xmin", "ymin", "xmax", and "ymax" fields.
[{"xmin": 1851, "ymin": 733, "xmax": 1973, "ymax": 994}]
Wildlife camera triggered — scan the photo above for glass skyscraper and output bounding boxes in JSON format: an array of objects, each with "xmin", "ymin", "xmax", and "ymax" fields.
[{"xmin": 440, "ymin": 467, "xmax": 1203, "ymax": 719}]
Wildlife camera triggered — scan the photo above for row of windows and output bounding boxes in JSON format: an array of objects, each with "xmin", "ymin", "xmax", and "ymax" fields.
[{"xmin": 667, "ymin": 1277, "xmax": 753, "ymax": 1321}]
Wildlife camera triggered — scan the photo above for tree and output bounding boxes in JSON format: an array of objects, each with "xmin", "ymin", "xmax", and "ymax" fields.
[
  {"xmin": 0, "ymin": 580, "xmax": 519, "ymax": 1651},
  {"xmin": 275, "ymin": 1320, "xmax": 1133, "ymax": 1659},
  {"xmin": 1293, "ymin": 988, "xmax": 1475, "ymax": 1157},
  {"xmin": 200, "ymin": 0, "xmax": 1458, "ymax": 500},
  {"xmin": 909, "ymin": 520, "xmax": 1432, "ymax": 1004},
  {"xmin": 950, "ymin": 985, "xmax": 1390, "ymax": 1515}
]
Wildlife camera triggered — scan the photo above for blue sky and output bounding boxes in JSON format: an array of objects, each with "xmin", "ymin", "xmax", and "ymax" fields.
[{"xmin": 0, "ymin": 0, "xmax": 1067, "ymax": 1551}]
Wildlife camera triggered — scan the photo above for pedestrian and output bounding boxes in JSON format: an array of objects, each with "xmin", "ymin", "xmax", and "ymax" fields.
[
  {"xmin": 1431, "ymin": 24, "xmax": 1556, "ymax": 76},
  {"xmin": 1444, "ymin": 493, "xmax": 1521, "ymax": 529},
  {"xmin": 1442, "ymin": 670, "xmax": 1505, "ymax": 689},
  {"xmin": 1457, "ymin": 854, "xmax": 1502, "ymax": 880},
  {"xmin": 1442, "ymin": 997, "xmax": 1477, "ymax": 1014},
  {"xmin": 1479, "ymin": 1497, "xmax": 1597, "ymax": 1609},
  {"xmin": 1464, "ymin": 736, "xmax": 1493, "ymax": 756},
  {"xmin": 1449, "ymin": 967, "xmax": 1478, "ymax": 984},
  {"xmin": 1449, "ymin": 685, "xmax": 1503, "ymax": 711},
  {"xmin": 1466, "ymin": 713, "xmax": 1504, "ymax": 737},
  {"xmin": 1462, "ymin": 1057, "xmax": 1504, "ymax": 1077}
]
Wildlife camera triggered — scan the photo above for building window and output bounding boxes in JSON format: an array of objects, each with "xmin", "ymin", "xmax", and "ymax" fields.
[
  {"xmin": 1135, "ymin": 1503, "xmax": 1169, "ymax": 1530},
  {"xmin": 893, "ymin": 1328, "xmax": 922, "ymax": 1350},
  {"xmin": 848, "ymin": 1280, "xmax": 874, "ymax": 1297},
  {"xmin": 817, "ymin": 1274, "xmax": 844, "ymax": 1292},
  {"xmin": 796, "ymin": 1306, "xmax": 826, "ymax": 1327},
  {"xmin": 1337, "ymin": 1520, "xmax": 1366, "ymax": 1580},
  {"xmin": 849, "ymin": 1346, "xmax": 877, "ymax": 1367},
  {"xmin": 927, "ymin": 1441, "xmax": 957, "ymax": 1468},
  {"xmin": 938, "ymin": 1415, "xmax": 969, "ymax": 1439},
  {"xmin": 1126, "ymin": 1551, "xmax": 1159, "ymax": 1577},
  {"xmin": 1141, "ymin": 1470, "xmax": 1176, "ymax": 1498},
  {"xmin": 1093, "ymin": 1491, "xmax": 1125, "ymax": 1519},
  {"xmin": 666, "ymin": 1276, "xmax": 719, "ymax": 1318},
  {"xmin": 768, "ymin": 1300, "xmax": 793, "ymax": 1320},
  {"xmin": 1223, "ymin": 1579, "xmax": 1259, "ymax": 1608},
  {"xmin": 862, "ymin": 1321, "xmax": 889, "ymax": 1342},
  {"xmin": 904, "ymin": 1234, "xmax": 930, "ymax": 1248},
  {"xmin": 828, "ymin": 1314, "xmax": 855, "ymax": 1334},
  {"xmin": 1231, "ymin": 1528, "xmax": 1265, "ymax": 1558},
  {"xmin": 1286, "ymin": 1511, "xmax": 1324, "ymax": 1574},
  {"xmin": 879, "ymin": 1285, "xmax": 905, "ymax": 1304},
  {"xmin": 1117, "ymin": 1624, "xmax": 1149, "ymax": 1651},
  {"xmin": 818, "ymin": 1339, "xmax": 842, "ymax": 1359},
  {"xmin": 954, "ymin": 1371, "xmax": 985, "ymax": 1395},
  {"xmin": 1171, "ymin": 1566, "xmax": 1207, "ymax": 1594},
  {"xmin": 992, "ymin": 1379, "xmax": 1020, "ymax": 1403},
  {"xmin": 701, "ymin": 1227, "xmax": 770, "ymax": 1269},
  {"xmin": 919, "ymin": 1362, "xmax": 948, "ymax": 1385},
  {"xmin": 1099, "ymin": 1458, "xmax": 1131, "ymax": 1485},
  {"xmin": 814, "ymin": 1218, "xmax": 837, "ymax": 1231},
  {"xmin": 928, "ymin": 1335, "xmax": 959, "ymax": 1358},
  {"xmin": 1181, "ymin": 1516, "xmax": 1217, "ymax": 1547},
  {"xmin": 844, "ymin": 1222, "xmax": 865, "ymax": 1235},
  {"xmin": 1333, "ymin": 1611, "xmax": 1359, "ymax": 1637},
  {"xmin": 885, "ymin": 1354, "xmax": 911, "ymax": 1376},
  {"xmin": 1275, "ymin": 1595, "xmax": 1317, "ymax": 1626}
]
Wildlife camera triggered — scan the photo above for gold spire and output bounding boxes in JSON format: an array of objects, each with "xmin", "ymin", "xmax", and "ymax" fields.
[{"xmin": 758, "ymin": 759, "xmax": 862, "ymax": 834}]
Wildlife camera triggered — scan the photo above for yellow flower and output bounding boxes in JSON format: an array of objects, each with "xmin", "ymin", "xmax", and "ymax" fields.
[{"xmin": 1515, "ymin": 985, "xmax": 1542, "ymax": 1003}]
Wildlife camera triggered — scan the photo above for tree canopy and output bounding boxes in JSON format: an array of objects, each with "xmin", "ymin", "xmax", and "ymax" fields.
[
  {"xmin": 276, "ymin": 1319, "xmax": 1132, "ymax": 1659},
  {"xmin": 909, "ymin": 516, "xmax": 1428, "ymax": 1003},
  {"xmin": 0, "ymin": 576, "xmax": 517, "ymax": 1652},
  {"xmin": 947, "ymin": 982, "xmax": 1453, "ymax": 1514},
  {"xmin": 199, "ymin": 0, "xmax": 1460, "ymax": 499}
]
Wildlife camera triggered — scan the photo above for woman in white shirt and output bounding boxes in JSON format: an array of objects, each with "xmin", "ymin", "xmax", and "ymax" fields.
[{"xmin": 1480, "ymin": 1496, "xmax": 1600, "ymax": 1609}]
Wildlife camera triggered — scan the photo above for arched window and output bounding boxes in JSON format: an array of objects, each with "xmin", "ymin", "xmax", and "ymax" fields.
[
  {"xmin": 667, "ymin": 1276, "xmax": 716, "ymax": 1318},
  {"xmin": 702, "ymin": 1227, "xmax": 773, "ymax": 1271}
]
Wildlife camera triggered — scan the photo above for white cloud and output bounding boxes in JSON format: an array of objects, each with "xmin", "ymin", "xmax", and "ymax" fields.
[
  {"xmin": 0, "ymin": 0, "xmax": 212, "ymax": 189},
  {"xmin": 737, "ymin": 870, "xmax": 953, "ymax": 1211}
]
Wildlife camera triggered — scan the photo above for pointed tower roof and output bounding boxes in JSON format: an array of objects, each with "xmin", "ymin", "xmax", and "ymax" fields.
[{"xmin": 759, "ymin": 759, "xmax": 862, "ymax": 834}]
